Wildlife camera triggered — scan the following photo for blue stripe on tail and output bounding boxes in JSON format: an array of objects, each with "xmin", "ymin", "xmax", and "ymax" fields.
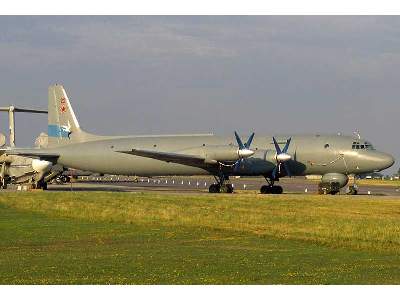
[{"xmin": 48, "ymin": 124, "xmax": 70, "ymax": 138}]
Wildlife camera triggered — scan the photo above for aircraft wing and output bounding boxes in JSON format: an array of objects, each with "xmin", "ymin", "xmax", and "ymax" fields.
[
  {"xmin": 116, "ymin": 149, "xmax": 208, "ymax": 167},
  {"xmin": 3, "ymin": 148, "xmax": 60, "ymax": 162}
]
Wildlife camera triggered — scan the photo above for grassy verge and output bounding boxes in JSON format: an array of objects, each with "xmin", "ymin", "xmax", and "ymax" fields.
[
  {"xmin": 357, "ymin": 179, "xmax": 400, "ymax": 187},
  {"xmin": 0, "ymin": 192, "xmax": 400, "ymax": 284}
]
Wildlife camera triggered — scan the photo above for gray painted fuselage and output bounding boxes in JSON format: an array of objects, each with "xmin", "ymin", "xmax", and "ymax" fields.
[{"xmin": 53, "ymin": 133, "xmax": 394, "ymax": 177}]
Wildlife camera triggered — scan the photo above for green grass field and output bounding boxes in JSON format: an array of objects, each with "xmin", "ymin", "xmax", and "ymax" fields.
[
  {"xmin": 357, "ymin": 179, "xmax": 400, "ymax": 187},
  {"xmin": 1, "ymin": 192, "xmax": 400, "ymax": 284}
]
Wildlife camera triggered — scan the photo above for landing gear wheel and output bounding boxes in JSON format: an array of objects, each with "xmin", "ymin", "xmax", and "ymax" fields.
[
  {"xmin": 220, "ymin": 183, "xmax": 234, "ymax": 193},
  {"xmin": 209, "ymin": 183, "xmax": 234, "ymax": 193},
  {"xmin": 272, "ymin": 185, "xmax": 283, "ymax": 194},
  {"xmin": 260, "ymin": 185, "xmax": 283, "ymax": 194},
  {"xmin": 346, "ymin": 185, "xmax": 358, "ymax": 195},
  {"xmin": 260, "ymin": 185, "xmax": 271, "ymax": 194},
  {"xmin": 34, "ymin": 180, "xmax": 48, "ymax": 190},
  {"xmin": 1, "ymin": 176, "xmax": 8, "ymax": 189},
  {"xmin": 209, "ymin": 183, "xmax": 220, "ymax": 193}
]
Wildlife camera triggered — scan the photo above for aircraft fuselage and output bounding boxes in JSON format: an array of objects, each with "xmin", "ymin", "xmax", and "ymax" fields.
[{"xmin": 53, "ymin": 133, "xmax": 394, "ymax": 177}]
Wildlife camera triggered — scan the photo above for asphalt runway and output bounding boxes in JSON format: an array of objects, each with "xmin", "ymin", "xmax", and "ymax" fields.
[{"xmin": 46, "ymin": 176, "xmax": 400, "ymax": 196}]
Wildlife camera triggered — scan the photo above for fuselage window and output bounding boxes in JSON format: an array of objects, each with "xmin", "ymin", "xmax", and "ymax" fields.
[
  {"xmin": 324, "ymin": 143, "xmax": 329, "ymax": 149},
  {"xmin": 356, "ymin": 145, "xmax": 360, "ymax": 149},
  {"xmin": 360, "ymin": 145, "xmax": 365, "ymax": 149}
]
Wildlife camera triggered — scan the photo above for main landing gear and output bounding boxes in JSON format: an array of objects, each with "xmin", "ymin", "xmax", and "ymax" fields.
[
  {"xmin": 209, "ymin": 174, "xmax": 234, "ymax": 193},
  {"xmin": 260, "ymin": 177, "xmax": 283, "ymax": 194}
]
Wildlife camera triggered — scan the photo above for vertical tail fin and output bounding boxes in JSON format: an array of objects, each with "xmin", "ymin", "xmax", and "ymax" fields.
[{"xmin": 47, "ymin": 84, "xmax": 92, "ymax": 147}]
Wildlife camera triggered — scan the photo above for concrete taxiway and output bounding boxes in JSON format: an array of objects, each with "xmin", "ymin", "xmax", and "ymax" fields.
[{"xmin": 45, "ymin": 176, "xmax": 400, "ymax": 196}]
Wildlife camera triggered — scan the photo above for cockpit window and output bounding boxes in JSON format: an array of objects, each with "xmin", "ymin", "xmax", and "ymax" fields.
[{"xmin": 352, "ymin": 141, "xmax": 375, "ymax": 150}]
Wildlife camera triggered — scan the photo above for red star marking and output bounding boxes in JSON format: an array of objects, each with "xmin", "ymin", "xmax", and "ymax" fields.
[{"xmin": 60, "ymin": 105, "xmax": 67, "ymax": 113}]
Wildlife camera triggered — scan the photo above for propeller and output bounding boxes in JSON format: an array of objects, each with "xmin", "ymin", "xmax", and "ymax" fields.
[
  {"xmin": 271, "ymin": 137, "xmax": 292, "ymax": 179},
  {"xmin": 233, "ymin": 131, "xmax": 255, "ymax": 171}
]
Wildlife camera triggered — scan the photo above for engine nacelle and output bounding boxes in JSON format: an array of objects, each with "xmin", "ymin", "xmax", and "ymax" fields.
[
  {"xmin": 321, "ymin": 173, "xmax": 349, "ymax": 188},
  {"xmin": 32, "ymin": 159, "xmax": 53, "ymax": 173},
  {"xmin": 202, "ymin": 145, "xmax": 249, "ymax": 164}
]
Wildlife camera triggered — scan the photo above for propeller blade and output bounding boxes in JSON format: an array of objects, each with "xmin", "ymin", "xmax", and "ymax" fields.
[
  {"xmin": 234, "ymin": 158, "xmax": 243, "ymax": 172},
  {"xmin": 283, "ymin": 162, "xmax": 292, "ymax": 177},
  {"xmin": 282, "ymin": 137, "xmax": 292, "ymax": 153},
  {"xmin": 272, "ymin": 137, "xmax": 282, "ymax": 154},
  {"xmin": 244, "ymin": 132, "xmax": 255, "ymax": 148},
  {"xmin": 233, "ymin": 132, "xmax": 255, "ymax": 173},
  {"xmin": 271, "ymin": 137, "xmax": 293, "ymax": 179},
  {"xmin": 234, "ymin": 131, "xmax": 245, "ymax": 150},
  {"xmin": 272, "ymin": 166, "xmax": 278, "ymax": 180}
]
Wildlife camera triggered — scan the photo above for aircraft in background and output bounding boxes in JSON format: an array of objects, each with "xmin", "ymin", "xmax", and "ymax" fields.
[
  {"xmin": 0, "ymin": 106, "xmax": 60, "ymax": 188},
  {"xmin": 5, "ymin": 85, "xmax": 394, "ymax": 193}
]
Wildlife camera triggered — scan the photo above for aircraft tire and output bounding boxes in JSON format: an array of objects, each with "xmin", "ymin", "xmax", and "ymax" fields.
[
  {"xmin": 272, "ymin": 185, "xmax": 283, "ymax": 194},
  {"xmin": 260, "ymin": 185, "xmax": 283, "ymax": 194},
  {"xmin": 0, "ymin": 179, "xmax": 6, "ymax": 189},
  {"xmin": 260, "ymin": 185, "xmax": 271, "ymax": 194},
  {"xmin": 209, "ymin": 184, "xmax": 220, "ymax": 193},
  {"xmin": 221, "ymin": 184, "xmax": 234, "ymax": 194}
]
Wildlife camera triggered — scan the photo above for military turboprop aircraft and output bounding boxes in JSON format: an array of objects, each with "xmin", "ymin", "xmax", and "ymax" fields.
[{"xmin": 6, "ymin": 84, "xmax": 395, "ymax": 193}]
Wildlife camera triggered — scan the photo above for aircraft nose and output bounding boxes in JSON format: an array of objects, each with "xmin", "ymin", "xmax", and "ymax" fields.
[
  {"xmin": 372, "ymin": 152, "xmax": 395, "ymax": 171},
  {"xmin": 382, "ymin": 153, "xmax": 395, "ymax": 169}
]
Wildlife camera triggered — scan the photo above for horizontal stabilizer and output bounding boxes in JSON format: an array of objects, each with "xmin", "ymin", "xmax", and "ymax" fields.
[{"xmin": 4, "ymin": 148, "xmax": 60, "ymax": 162}]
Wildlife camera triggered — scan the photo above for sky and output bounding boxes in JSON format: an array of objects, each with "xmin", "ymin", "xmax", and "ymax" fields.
[{"xmin": 0, "ymin": 16, "xmax": 399, "ymax": 173}]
